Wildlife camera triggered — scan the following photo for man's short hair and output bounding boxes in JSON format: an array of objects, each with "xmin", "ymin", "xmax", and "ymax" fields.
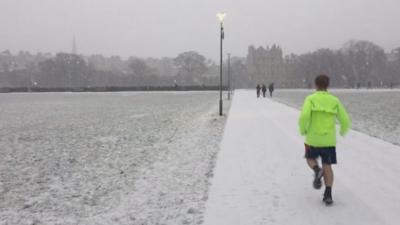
[{"xmin": 315, "ymin": 74, "xmax": 330, "ymax": 90}]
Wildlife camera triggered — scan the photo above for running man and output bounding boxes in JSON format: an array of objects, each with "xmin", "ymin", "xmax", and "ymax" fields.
[{"xmin": 298, "ymin": 74, "xmax": 351, "ymax": 205}]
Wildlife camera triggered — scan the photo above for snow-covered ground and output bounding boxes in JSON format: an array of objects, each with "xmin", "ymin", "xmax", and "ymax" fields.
[
  {"xmin": 0, "ymin": 92, "xmax": 229, "ymax": 225},
  {"xmin": 273, "ymin": 89, "xmax": 400, "ymax": 145},
  {"xmin": 204, "ymin": 90, "xmax": 400, "ymax": 225}
]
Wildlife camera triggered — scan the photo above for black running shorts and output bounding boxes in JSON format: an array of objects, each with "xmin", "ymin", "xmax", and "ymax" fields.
[{"xmin": 304, "ymin": 144, "xmax": 337, "ymax": 164}]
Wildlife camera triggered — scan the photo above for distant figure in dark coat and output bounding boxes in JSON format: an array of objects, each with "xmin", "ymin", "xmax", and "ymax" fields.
[
  {"xmin": 268, "ymin": 83, "xmax": 274, "ymax": 97},
  {"xmin": 256, "ymin": 84, "xmax": 261, "ymax": 98},
  {"xmin": 261, "ymin": 84, "xmax": 267, "ymax": 97}
]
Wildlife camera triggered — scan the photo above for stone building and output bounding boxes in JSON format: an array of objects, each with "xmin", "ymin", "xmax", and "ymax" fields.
[{"xmin": 246, "ymin": 44, "xmax": 285, "ymax": 87}]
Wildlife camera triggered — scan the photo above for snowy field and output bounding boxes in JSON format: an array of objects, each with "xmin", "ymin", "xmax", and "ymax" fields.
[
  {"xmin": 272, "ymin": 89, "xmax": 400, "ymax": 145},
  {"xmin": 0, "ymin": 92, "xmax": 229, "ymax": 225}
]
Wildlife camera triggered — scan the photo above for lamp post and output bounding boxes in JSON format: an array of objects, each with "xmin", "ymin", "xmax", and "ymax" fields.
[
  {"xmin": 217, "ymin": 12, "xmax": 226, "ymax": 116},
  {"xmin": 227, "ymin": 53, "xmax": 231, "ymax": 100}
]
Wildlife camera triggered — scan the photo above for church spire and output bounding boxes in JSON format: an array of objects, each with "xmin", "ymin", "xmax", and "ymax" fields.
[{"xmin": 72, "ymin": 36, "xmax": 77, "ymax": 54}]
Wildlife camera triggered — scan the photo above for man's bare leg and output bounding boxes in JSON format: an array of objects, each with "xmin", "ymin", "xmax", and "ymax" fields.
[
  {"xmin": 322, "ymin": 164, "xmax": 333, "ymax": 187},
  {"xmin": 307, "ymin": 158, "xmax": 318, "ymax": 169}
]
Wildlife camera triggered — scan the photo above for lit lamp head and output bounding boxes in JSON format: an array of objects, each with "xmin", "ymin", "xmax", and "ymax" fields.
[{"xmin": 216, "ymin": 12, "xmax": 226, "ymax": 24}]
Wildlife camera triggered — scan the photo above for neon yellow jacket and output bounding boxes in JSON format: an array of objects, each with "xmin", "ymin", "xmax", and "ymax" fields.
[{"xmin": 298, "ymin": 91, "xmax": 351, "ymax": 147}]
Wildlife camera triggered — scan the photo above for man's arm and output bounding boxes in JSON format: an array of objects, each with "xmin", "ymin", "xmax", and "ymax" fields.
[
  {"xmin": 337, "ymin": 101, "xmax": 351, "ymax": 136},
  {"xmin": 298, "ymin": 97, "xmax": 312, "ymax": 135}
]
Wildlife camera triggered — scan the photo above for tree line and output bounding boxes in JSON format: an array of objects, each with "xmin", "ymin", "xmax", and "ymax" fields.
[
  {"xmin": 0, "ymin": 50, "xmax": 220, "ymax": 88},
  {"xmin": 245, "ymin": 40, "xmax": 400, "ymax": 88},
  {"xmin": 1, "ymin": 40, "xmax": 399, "ymax": 89}
]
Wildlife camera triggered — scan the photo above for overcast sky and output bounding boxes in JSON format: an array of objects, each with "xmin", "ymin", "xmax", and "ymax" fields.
[{"xmin": 1, "ymin": 0, "xmax": 400, "ymax": 60}]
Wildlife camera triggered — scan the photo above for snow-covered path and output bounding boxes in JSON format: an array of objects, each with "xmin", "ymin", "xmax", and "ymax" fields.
[{"xmin": 203, "ymin": 90, "xmax": 400, "ymax": 225}]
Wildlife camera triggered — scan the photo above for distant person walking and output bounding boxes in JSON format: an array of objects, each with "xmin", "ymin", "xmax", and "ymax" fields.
[
  {"xmin": 256, "ymin": 84, "xmax": 261, "ymax": 98},
  {"xmin": 268, "ymin": 83, "xmax": 274, "ymax": 97},
  {"xmin": 298, "ymin": 74, "xmax": 351, "ymax": 206},
  {"xmin": 174, "ymin": 80, "xmax": 178, "ymax": 89},
  {"xmin": 261, "ymin": 84, "xmax": 267, "ymax": 97}
]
